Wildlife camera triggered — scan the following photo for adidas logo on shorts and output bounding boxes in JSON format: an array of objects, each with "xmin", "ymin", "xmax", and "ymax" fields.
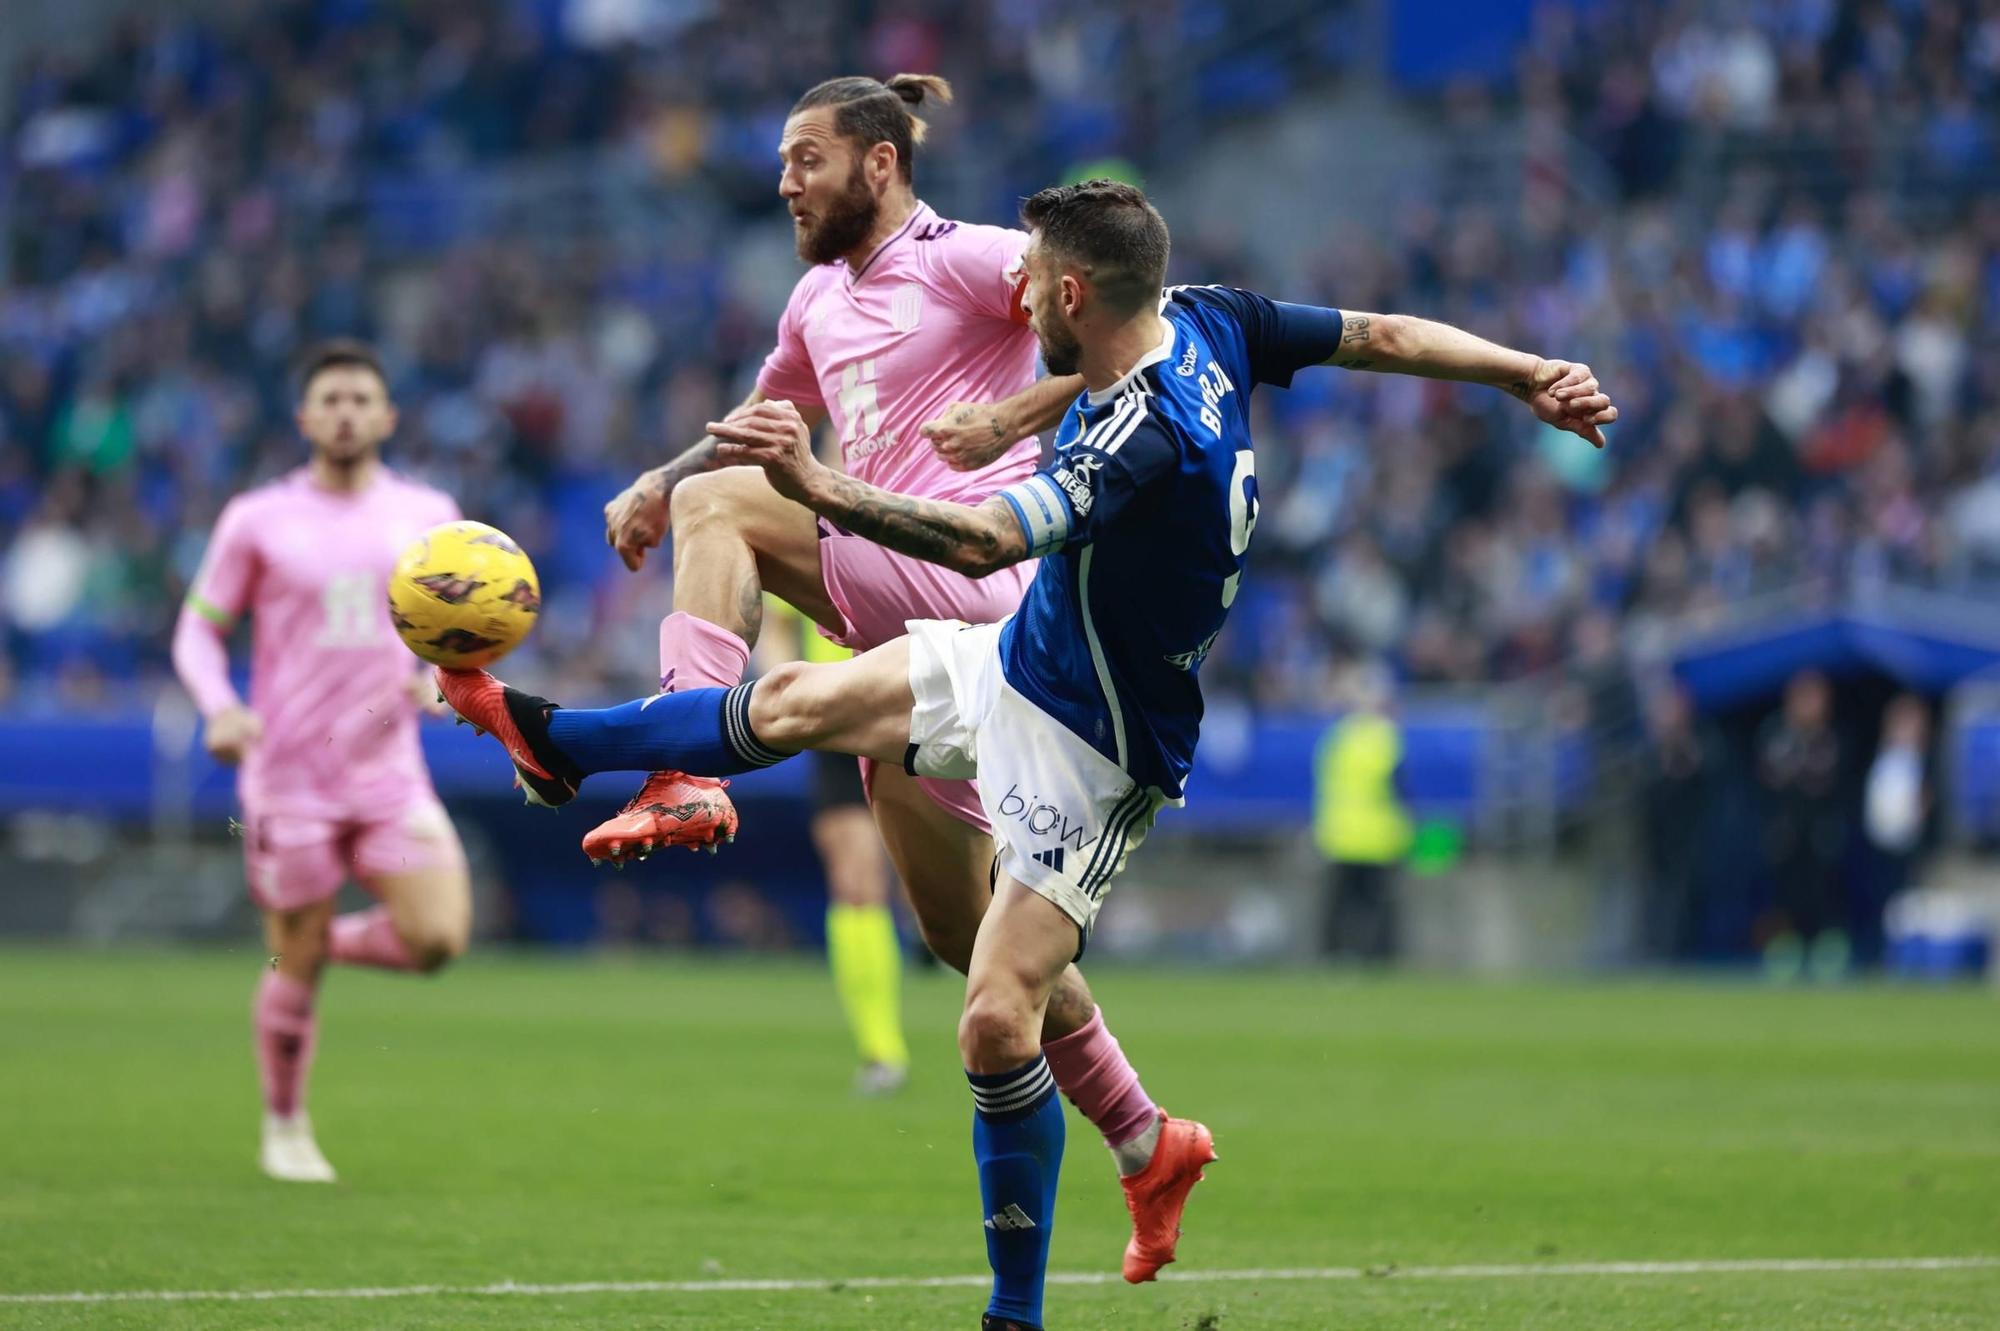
[{"xmin": 1031, "ymin": 847, "xmax": 1065, "ymax": 873}]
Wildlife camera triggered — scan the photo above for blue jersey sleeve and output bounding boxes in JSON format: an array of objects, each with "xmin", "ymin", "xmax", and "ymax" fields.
[
  {"xmin": 998, "ymin": 415, "xmax": 1179, "ymax": 555},
  {"xmin": 1169, "ymin": 285, "xmax": 1348, "ymax": 388}
]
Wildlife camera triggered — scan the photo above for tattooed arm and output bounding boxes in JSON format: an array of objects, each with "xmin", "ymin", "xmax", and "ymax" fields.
[
  {"xmin": 918, "ymin": 373, "xmax": 1087, "ymax": 471},
  {"xmin": 708, "ymin": 399, "xmax": 1028, "ymax": 579},
  {"xmin": 1325, "ymin": 312, "xmax": 1618, "ymax": 448},
  {"xmin": 603, "ymin": 386, "xmax": 832, "ymax": 571}
]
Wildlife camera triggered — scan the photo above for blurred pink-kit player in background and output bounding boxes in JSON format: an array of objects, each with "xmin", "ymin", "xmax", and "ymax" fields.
[
  {"xmin": 171, "ymin": 339, "xmax": 470, "ymax": 1184},
  {"xmin": 596, "ymin": 75, "xmax": 1212, "ymax": 1279}
]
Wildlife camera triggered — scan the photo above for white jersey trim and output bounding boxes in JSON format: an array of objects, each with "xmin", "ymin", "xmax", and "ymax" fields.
[
  {"xmin": 1085, "ymin": 319, "xmax": 1177, "ymax": 407},
  {"xmin": 1076, "ymin": 543, "xmax": 1127, "ymax": 768}
]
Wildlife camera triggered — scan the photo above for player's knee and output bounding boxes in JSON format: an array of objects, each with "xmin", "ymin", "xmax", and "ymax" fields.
[
  {"xmin": 747, "ymin": 661, "xmax": 824, "ymax": 748},
  {"xmin": 402, "ymin": 920, "xmax": 468, "ymax": 974},
  {"xmin": 914, "ymin": 916, "xmax": 975, "ymax": 974},
  {"xmin": 958, "ymin": 985, "xmax": 1039, "ymax": 1071},
  {"xmin": 669, "ymin": 470, "xmax": 740, "ymax": 534},
  {"xmin": 268, "ymin": 913, "xmax": 331, "ymax": 972}
]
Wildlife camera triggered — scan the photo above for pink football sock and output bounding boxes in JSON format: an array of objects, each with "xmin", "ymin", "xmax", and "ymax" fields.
[
  {"xmin": 254, "ymin": 971, "xmax": 318, "ymax": 1117},
  {"xmin": 1042, "ymin": 1006, "xmax": 1160, "ymax": 1149},
  {"xmin": 659, "ymin": 611, "xmax": 751, "ymax": 692},
  {"xmin": 328, "ymin": 906, "xmax": 421, "ymax": 972}
]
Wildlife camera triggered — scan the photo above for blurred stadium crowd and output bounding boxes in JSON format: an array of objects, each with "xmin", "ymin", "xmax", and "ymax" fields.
[{"xmin": 1, "ymin": 0, "xmax": 1996, "ymax": 718}]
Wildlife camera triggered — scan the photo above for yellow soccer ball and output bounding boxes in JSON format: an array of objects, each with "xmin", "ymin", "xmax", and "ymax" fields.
[{"xmin": 386, "ymin": 521, "xmax": 541, "ymax": 668}]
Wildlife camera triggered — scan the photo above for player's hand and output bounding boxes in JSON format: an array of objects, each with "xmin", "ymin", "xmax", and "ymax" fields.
[
  {"xmin": 920, "ymin": 402, "xmax": 1015, "ymax": 472},
  {"xmin": 708, "ymin": 400, "xmax": 820, "ymax": 503},
  {"xmin": 410, "ymin": 672, "xmax": 450, "ymax": 717},
  {"xmin": 1520, "ymin": 359, "xmax": 1617, "ymax": 448},
  {"xmin": 603, "ymin": 470, "xmax": 671, "ymax": 572},
  {"xmin": 204, "ymin": 705, "xmax": 263, "ymax": 766}
]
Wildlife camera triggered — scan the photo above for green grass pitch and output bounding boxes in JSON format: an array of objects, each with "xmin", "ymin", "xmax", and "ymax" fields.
[{"xmin": 2, "ymin": 947, "xmax": 1997, "ymax": 1329}]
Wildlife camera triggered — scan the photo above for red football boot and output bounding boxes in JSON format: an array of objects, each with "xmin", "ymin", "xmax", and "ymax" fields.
[
  {"xmin": 432, "ymin": 667, "xmax": 581, "ymax": 808},
  {"xmin": 581, "ymin": 770, "xmax": 739, "ymax": 864},
  {"xmin": 1119, "ymin": 1112, "xmax": 1218, "ymax": 1283}
]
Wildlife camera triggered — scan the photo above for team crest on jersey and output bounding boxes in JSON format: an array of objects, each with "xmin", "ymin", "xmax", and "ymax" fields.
[{"xmin": 891, "ymin": 283, "xmax": 924, "ymax": 333}]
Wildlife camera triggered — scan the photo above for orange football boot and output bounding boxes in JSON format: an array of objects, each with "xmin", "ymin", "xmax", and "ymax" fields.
[
  {"xmin": 1119, "ymin": 1111, "xmax": 1218, "ymax": 1283},
  {"xmin": 432, "ymin": 667, "xmax": 580, "ymax": 808},
  {"xmin": 581, "ymin": 770, "xmax": 738, "ymax": 864}
]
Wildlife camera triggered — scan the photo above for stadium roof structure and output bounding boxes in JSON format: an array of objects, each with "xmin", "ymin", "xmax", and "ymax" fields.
[{"xmin": 1671, "ymin": 591, "xmax": 2000, "ymax": 708}]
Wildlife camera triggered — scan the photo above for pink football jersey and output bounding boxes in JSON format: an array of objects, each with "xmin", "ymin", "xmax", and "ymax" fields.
[
  {"xmin": 758, "ymin": 202, "xmax": 1043, "ymax": 504},
  {"xmin": 181, "ymin": 467, "xmax": 459, "ymax": 817}
]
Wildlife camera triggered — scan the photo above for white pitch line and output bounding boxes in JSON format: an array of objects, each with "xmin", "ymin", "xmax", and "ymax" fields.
[{"xmin": 2, "ymin": 1257, "xmax": 1996, "ymax": 1307}]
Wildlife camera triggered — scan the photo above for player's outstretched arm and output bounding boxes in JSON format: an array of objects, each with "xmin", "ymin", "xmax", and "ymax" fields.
[
  {"xmin": 710, "ymin": 400, "xmax": 1029, "ymax": 579},
  {"xmin": 919, "ymin": 373, "xmax": 1087, "ymax": 471},
  {"xmin": 603, "ymin": 386, "xmax": 832, "ymax": 570},
  {"xmin": 1326, "ymin": 313, "xmax": 1618, "ymax": 448}
]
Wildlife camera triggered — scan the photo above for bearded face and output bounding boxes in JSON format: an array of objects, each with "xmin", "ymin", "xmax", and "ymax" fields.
[{"xmin": 794, "ymin": 158, "xmax": 879, "ymax": 266}]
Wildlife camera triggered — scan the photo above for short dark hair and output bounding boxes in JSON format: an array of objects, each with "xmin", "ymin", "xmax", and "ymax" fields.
[
  {"xmin": 790, "ymin": 74, "xmax": 952, "ymax": 184},
  {"xmin": 1019, "ymin": 179, "xmax": 1171, "ymax": 315},
  {"xmin": 295, "ymin": 338, "xmax": 388, "ymax": 402}
]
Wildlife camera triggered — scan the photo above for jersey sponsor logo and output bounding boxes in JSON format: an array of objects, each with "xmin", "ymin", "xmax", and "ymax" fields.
[
  {"xmin": 1177, "ymin": 342, "xmax": 1199, "ymax": 376},
  {"xmin": 1164, "ymin": 628, "xmax": 1222, "ymax": 672},
  {"xmin": 997, "ymin": 783, "xmax": 1100, "ymax": 856},
  {"xmin": 1052, "ymin": 452, "xmax": 1105, "ymax": 516},
  {"xmin": 984, "ymin": 1204, "xmax": 1037, "ymax": 1232},
  {"xmin": 836, "ymin": 357, "xmax": 898, "ymax": 464},
  {"xmin": 890, "ymin": 282, "xmax": 924, "ymax": 332}
]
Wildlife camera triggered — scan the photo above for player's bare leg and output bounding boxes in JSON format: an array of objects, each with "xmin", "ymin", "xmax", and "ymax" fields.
[
  {"xmin": 585, "ymin": 466, "xmax": 837, "ymax": 863},
  {"xmin": 359, "ymin": 864, "xmax": 471, "ymax": 974},
  {"xmin": 870, "ymin": 765, "xmax": 1214, "ymax": 1280},
  {"xmin": 256, "ymin": 900, "xmax": 338, "ymax": 1183},
  {"xmin": 868, "ymin": 767, "xmax": 1104, "ymax": 1038},
  {"xmin": 959, "ymin": 876, "xmax": 1080, "ymax": 1331},
  {"xmin": 439, "ymin": 645, "xmax": 1216, "ymax": 1277}
]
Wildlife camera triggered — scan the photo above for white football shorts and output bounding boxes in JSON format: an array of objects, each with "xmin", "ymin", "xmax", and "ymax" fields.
[{"xmin": 903, "ymin": 617, "xmax": 1174, "ymax": 936}]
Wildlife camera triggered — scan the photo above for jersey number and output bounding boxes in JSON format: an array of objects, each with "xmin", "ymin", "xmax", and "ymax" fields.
[
  {"xmin": 1220, "ymin": 450, "xmax": 1259, "ymax": 608},
  {"xmin": 317, "ymin": 572, "xmax": 380, "ymax": 647}
]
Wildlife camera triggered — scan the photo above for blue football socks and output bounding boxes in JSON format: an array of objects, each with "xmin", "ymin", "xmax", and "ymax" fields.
[
  {"xmin": 544, "ymin": 683, "xmax": 789, "ymax": 776},
  {"xmin": 968, "ymin": 1054, "xmax": 1065, "ymax": 1328}
]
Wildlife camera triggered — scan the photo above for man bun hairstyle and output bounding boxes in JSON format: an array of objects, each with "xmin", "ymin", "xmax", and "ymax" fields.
[
  {"xmin": 791, "ymin": 74, "xmax": 953, "ymax": 183},
  {"xmin": 295, "ymin": 337, "xmax": 389, "ymax": 402},
  {"xmin": 1019, "ymin": 179, "xmax": 1172, "ymax": 316}
]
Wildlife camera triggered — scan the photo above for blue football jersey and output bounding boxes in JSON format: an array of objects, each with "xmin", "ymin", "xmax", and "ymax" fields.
[{"xmin": 995, "ymin": 286, "xmax": 1349, "ymax": 798}]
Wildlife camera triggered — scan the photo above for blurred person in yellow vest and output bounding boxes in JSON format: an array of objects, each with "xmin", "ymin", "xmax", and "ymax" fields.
[
  {"xmin": 1314, "ymin": 663, "xmax": 1413, "ymax": 960},
  {"xmin": 760, "ymin": 595, "xmax": 910, "ymax": 1094}
]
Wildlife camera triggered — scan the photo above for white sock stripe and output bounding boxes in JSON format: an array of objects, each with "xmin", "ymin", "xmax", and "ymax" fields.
[
  {"xmin": 969, "ymin": 1055, "xmax": 1047, "ymax": 1092},
  {"xmin": 970, "ymin": 1069, "xmax": 1053, "ymax": 1109},
  {"xmin": 973, "ymin": 1074, "xmax": 1056, "ymax": 1115},
  {"xmin": 723, "ymin": 685, "xmax": 785, "ymax": 766},
  {"xmin": 975, "ymin": 1065, "xmax": 1054, "ymax": 1103},
  {"xmin": 969, "ymin": 1061, "xmax": 1054, "ymax": 1111}
]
